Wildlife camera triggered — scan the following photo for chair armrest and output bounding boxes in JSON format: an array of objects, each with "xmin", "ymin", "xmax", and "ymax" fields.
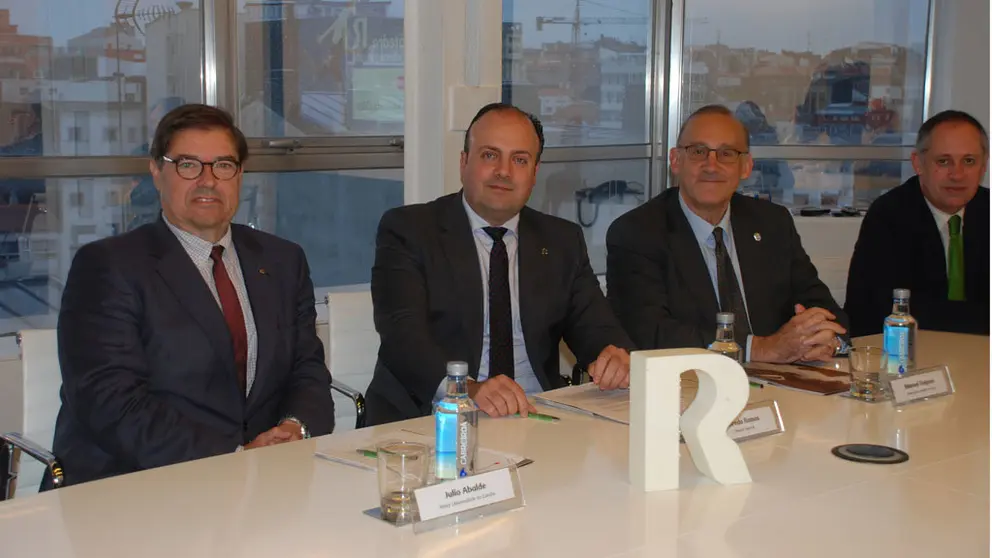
[
  {"xmin": 330, "ymin": 380, "xmax": 367, "ymax": 430},
  {"xmin": 1, "ymin": 432, "xmax": 64, "ymax": 500}
]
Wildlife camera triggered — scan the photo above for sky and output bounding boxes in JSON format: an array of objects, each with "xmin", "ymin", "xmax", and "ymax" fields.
[{"xmin": 3, "ymin": 0, "xmax": 927, "ymax": 54}]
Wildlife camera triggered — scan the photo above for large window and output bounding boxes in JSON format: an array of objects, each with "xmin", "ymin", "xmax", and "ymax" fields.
[
  {"xmin": 243, "ymin": 170, "xmax": 403, "ymax": 290},
  {"xmin": 0, "ymin": 2, "xmax": 202, "ymax": 158},
  {"xmin": 0, "ymin": 1, "xmax": 405, "ymax": 346},
  {"xmin": 676, "ymin": 0, "xmax": 931, "ymax": 207},
  {"xmin": 238, "ymin": 0, "xmax": 405, "ymax": 137},
  {"xmin": 502, "ymin": 0, "xmax": 652, "ymax": 147},
  {"xmin": 503, "ymin": 0, "xmax": 655, "ymax": 258},
  {"xmin": 0, "ymin": 170, "xmax": 402, "ymax": 340},
  {"xmin": 527, "ymin": 159, "xmax": 648, "ymax": 273},
  {"xmin": 504, "ymin": 0, "xmax": 935, "ymax": 240}
]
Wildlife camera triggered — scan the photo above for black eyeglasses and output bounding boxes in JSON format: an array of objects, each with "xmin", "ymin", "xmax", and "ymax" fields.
[
  {"xmin": 678, "ymin": 144, "xmax": 748, "ymax": 164},
  {"xmin": 161, "ymin": 155, "xmax": 242, "ymax": 180}
]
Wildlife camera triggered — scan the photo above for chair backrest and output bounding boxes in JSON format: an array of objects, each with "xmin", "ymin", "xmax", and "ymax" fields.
[
  {"xmin": 325, "ymin": 291, "xmax": 378, "ymax": 432},
  {"xmin": 16, "ymin": 328, "xmax": 61, "ymax": 496}
]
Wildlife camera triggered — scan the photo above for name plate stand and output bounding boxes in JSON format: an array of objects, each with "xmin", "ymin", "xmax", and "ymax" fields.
[
  {"xmin": 888, "ymin": 365, "xmax": 955, "ymax": 407},
  {"xmin": 727, "ymin": 400, "xmax": 785, "ymax": 443},
  {"xmin": 678, "ymin": 399, "xmax": 785, "ymax": 445},
  {"xmin": 411, "ymin": 458, "xmax": 525, "ymax": 534}
]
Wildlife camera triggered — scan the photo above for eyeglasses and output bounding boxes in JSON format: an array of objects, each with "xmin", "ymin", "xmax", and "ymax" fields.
[
  {"xmin": 161, "ymin": 155, "xmax": 241, "ymax": 180},
  {"xmin": 678, "ymin": 144, "xmax": 748, "ymax": 164}
]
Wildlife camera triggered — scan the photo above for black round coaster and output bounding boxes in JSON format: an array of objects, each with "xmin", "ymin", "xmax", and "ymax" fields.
[{"xmin": 831, "ymin": 444, "xmax": 909, "ymax": 464}]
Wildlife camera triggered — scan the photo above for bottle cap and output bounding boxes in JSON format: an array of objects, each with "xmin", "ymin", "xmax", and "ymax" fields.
[
  {"xmin": 446, "ymin": 361, "xmax": 469, "ymax": 377},
  {"xmin": 893, "ymin": 288, "xmax": 911, "ymax": 299},
  {"xmin": 716, "ymin": 312, "xmax": 735, "ymax": 325}
]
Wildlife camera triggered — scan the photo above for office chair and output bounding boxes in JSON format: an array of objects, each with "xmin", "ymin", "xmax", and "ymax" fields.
[
  {"xmin": 1, "ymin": 329, "xmax": 64, "ymax": 500},
  {"xmin": 325, "ymin": 292, "xmax": 374, "ymax": 431}
]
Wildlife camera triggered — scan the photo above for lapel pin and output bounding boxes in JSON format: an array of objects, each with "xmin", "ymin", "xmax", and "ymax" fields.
[
  {"xmin": 540, "ymin": 248, "xmax": 549, "ymax": 256},
  {"xmin": 753, "ymin": 233, "xmax": 762, "ymax": 242},
  {"xmin": 259, "ymin": 268, "xmax": 268, "ymax": 275}
]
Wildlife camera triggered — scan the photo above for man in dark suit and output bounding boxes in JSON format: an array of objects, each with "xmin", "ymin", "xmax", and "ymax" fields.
[
  {"xmin": 53, "ymin": 104, "xmax": 334, "ymax": 486},
  {"xmin": 846, "ymin": 110, "xmax": 989, "ymax": 336},
  {"xmin": 367, "ymin": 103, "xmax": 633, "ymax": 425},
  {"xmin": 607, "ymin": 105, "xmax": 847, "ymax": 363}
]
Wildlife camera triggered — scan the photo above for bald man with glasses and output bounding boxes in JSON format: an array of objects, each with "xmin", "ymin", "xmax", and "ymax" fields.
[
  {"xmin": 606, "ymin": 104, "xmax": 848, "ymax": 364},
  {"xmin": 52, "ymin": 104, "xmax": 334, "ymax": 487}
]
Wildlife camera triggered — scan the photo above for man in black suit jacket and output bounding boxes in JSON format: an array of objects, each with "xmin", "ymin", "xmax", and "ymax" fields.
[
  {"xmin": 367, "ymin": 103, "xmax": 633, "ymax": 425},
  {"xmin": 53, "ymin": 105, "xmax": 334, "ymax": 486},
  {"xmin": 607, "ymin": 105, "xmax": 848, "ymax": 363},
  {"xmin": 846, "ymin": 110, "xmax": 990, "ymax": 336}
]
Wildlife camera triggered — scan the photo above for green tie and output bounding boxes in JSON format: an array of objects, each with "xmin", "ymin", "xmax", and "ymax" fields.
[{"xmin": 947, "ymin": 215, "xmax": 965, "ymax": 301}]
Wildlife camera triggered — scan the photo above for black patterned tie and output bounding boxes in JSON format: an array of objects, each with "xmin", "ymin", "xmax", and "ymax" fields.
[
  {"xmin": 483, "ymin": 227, "xmax": 514, "ymax": 379},
  {"xmin": 713, "ymin": 227, "xmax": 752, "ymax": 344}
]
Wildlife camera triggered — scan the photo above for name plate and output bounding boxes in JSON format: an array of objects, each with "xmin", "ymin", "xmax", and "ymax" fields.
[
  {"xmin": 727, "ymin": 400, "xmax": 784, "ymax": 442},
  {"xmin": 889, "ymin": 365, "xmax": 954, "ymax": 407},
  {"xmin": 414, "ymin": 467, "xmax": 516, "ymax": 523}
]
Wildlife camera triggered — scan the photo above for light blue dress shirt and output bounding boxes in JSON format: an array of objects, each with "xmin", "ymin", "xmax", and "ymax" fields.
[
  {"xmin": 461, "ymin": 197, "xmax": 543, "ymax": 394},
  {"xmin": 678, "ymin": 193, "xmax": 756, "ymax": 360},
  {"xmin": 434, "ymin": 199, "xmax": 544, "ymax": 402}
]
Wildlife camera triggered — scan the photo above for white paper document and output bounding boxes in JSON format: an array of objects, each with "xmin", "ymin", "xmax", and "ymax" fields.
[
  {"xmin": 534, "ymin": 380, "xmax": 706, "ymax": 425},
  {"xmin": 535, "ymin": 381, "xmax": 782, "ymax": 443},
  {"xmin": 534, "ymin": 383, "xmax": 634, "ymax": 424}
]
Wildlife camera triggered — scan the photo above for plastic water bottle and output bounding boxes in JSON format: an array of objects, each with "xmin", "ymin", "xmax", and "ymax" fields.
[
  {"xmin": 707, "ymin": 312, "xmax": 743, "ymax": 363},
  {"xmin": 883, "ymin": 288, "xmax": 917, "ymax": 376},
  {"xmin": 434, "ymin": 361, "xmax": 478, "ymax": 480}
]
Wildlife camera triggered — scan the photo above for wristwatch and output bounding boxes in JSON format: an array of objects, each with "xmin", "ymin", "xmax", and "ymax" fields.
[
  {"xmin": 834, "ymin": 336, "xmax": 850, "ymax": 356},
  {"xmin": 281, "ymin": 416, "xmax": 310, "ymax": 439}
]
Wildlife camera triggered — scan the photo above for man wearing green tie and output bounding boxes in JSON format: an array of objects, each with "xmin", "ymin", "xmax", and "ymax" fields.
[{"xmin": 846, "ymin": 110, "xmax": 990, "ymax": 336}]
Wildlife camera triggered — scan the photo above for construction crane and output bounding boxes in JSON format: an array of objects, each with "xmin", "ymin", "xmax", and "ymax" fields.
[{"xmin": 535, "ymin": 0, "xmax": 647, "ymax": 46}]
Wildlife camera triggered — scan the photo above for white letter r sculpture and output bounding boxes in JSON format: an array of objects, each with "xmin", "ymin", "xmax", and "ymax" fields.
[{"xmin": 629, "ymin": 349, "xmax": 752, "ymax": 491}]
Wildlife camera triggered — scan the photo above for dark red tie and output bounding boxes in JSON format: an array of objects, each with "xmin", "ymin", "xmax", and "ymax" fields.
[{"xmin": 210, "ymin": 245, "xmax": 247, "ymax": 395}]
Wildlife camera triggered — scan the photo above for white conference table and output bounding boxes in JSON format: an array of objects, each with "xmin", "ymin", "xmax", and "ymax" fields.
[{"xmin": 0, "ymin": 331, "xmax": 987, "ymax": 557}]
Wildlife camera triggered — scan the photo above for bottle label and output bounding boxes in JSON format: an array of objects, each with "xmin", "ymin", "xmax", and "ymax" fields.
[
  {"xmin": 883, "ymin": 325, "xmax": 909, "ymax": 374},
  {"xmin": 435, "ymin": 402, "xmax": 458, "ymax": 480},
  {"xmin": 457, "ymin": 415, "xmax": 470, "ymax": 478}
]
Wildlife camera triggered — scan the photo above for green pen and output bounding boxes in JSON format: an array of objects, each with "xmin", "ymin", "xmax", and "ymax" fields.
[
  {"xmin": 749, "ymin": 381, "xmax": 765, "ymax": 389},
  {"xmin": 514, "ymin": 412, "xmax": 560, "ymax": 423},
  {"xmin": 355, "ymin": 448, "xmax": 377, "ymax": 459}
]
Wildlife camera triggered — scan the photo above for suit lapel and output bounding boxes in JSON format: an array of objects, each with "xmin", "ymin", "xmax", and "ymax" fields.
[
  {"xmin": 665, "ymin": 193, "xmax": 720, "ymax": 322},
  {"xmin": 728, "ymin": 197, "xmax": 764, "ymax": 325},
  {"xmin": 909, "ymin": 181, "xmax": 950, "ymax": 288},
  {"xmin": 233, "ymin": 227, "xmax": 281, "ymax": 408},
  {"xmin": 439, "ymin": 194, "xmax": 485, "ymax": 377},
  {"xmin": 150, "ymin": 220, "xmax": 236, "ymax": 383},
  {"xmin": 962, "ymin": 188, "xmax": 988, "ymax": 298},
  {"xmin": 516, "ymin": 209, "xmax": 545, "ymax": 376}
]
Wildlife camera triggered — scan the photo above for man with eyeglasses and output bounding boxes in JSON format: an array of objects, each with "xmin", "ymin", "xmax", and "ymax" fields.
[
  {"xmin": 51, "ymin": 104, "xmax": 334, "ymax": 487},
  {"xmin": 845, "ymin": 110, "xmax": 989, "ymax": 336},
  {"xmin": 606, "ymin": 104, "xmax": 848, "ymax": 364}
]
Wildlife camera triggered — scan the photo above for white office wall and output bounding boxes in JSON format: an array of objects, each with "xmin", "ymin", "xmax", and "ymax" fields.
[
  {"xmin": 404, "ymin": 0, "xmax": 502, "ymax": 203},
  {"xmin": 929, "ymin": 0, "xmax": 991, "ymax": 136}
]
